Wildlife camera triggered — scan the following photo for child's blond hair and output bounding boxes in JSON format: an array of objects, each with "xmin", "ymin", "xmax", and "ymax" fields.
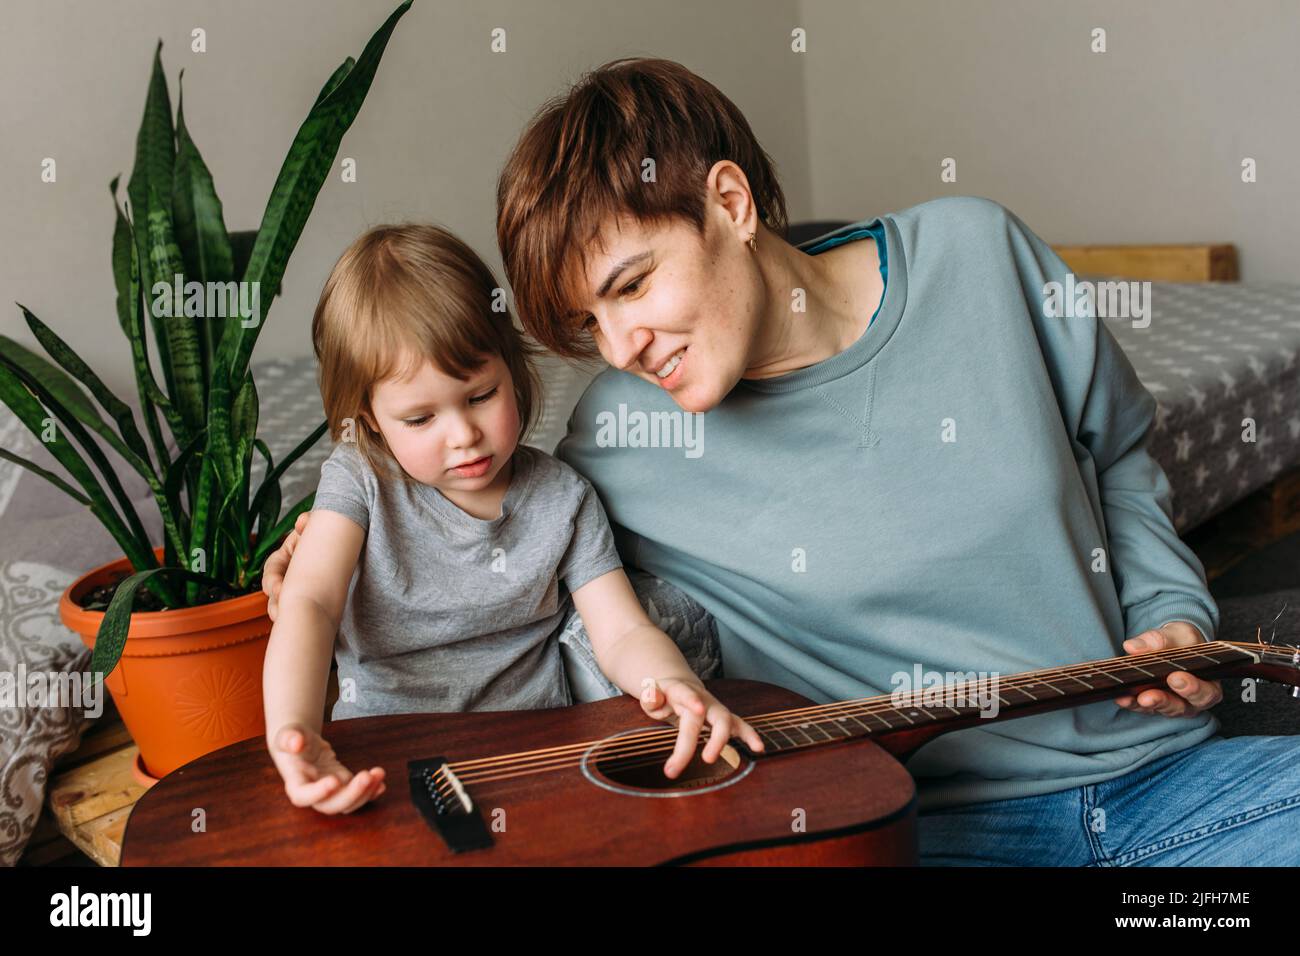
[{"xmin": 311, "ymin": 223, "xmax": 546, "ymax": 478}]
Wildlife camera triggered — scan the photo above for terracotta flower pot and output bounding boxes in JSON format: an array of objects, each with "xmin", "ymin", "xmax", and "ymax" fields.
[{"xmin": 58, "ymin": 548, "xmax": 271, "ymax": 785}]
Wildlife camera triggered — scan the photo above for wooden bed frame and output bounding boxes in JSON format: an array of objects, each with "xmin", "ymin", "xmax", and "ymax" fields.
[{"xmin": 1052, "ymin": 243, "xmax": 1239, "ymax": 282}]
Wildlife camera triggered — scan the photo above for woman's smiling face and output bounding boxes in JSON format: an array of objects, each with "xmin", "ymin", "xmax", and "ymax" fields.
[{"xmin": 568, "ymin": 162, "xmax": 764, "ymax": 414}]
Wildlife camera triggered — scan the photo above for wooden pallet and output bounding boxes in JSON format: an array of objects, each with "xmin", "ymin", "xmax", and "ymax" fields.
[
  {"xmin": 19, "ymin": 698, "xmax": 142, "ymax": 867},
  {"xmin": 1186, "ymin": 465, "xmax": 1300, "ymax": 581}
]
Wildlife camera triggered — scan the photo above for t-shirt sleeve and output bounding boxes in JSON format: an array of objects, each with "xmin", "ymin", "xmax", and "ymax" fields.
[
  {"xmin": 557, "ymin": 481, "xmax": 624, "ymax": 593},
  {"xmin": 312, "ymin": 442, "xmax": 371, "ymax": 532}
]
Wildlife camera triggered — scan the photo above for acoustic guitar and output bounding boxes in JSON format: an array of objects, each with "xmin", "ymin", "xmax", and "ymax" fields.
[{"xmin": 120, "ymin": 639, "xmax": 1298, "ymax": 866}]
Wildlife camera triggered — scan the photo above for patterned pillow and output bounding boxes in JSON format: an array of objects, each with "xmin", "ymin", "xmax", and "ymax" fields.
[{"xmin": 0, "ymin": 408, "xmax": 120, "ymax": 866}]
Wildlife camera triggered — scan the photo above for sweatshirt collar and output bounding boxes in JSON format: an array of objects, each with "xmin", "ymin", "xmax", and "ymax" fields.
[{"xmin": 741, "ymin": 214, "xmax": 907, "ymax": 394}]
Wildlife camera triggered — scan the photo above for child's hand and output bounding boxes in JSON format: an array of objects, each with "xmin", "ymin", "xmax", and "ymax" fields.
[
  {"xmin": 269, "ymin": 723, "xmax": 386, "ymax": 815},
  {"xmin": 639, "ymin": 677, "xmax": 765, "ymax": 779}
]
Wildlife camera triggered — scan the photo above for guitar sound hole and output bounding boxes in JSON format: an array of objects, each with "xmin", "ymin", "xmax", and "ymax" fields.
[{"xmin": 592, "ymin": 741, "xmax": 743, "ymax": 793}]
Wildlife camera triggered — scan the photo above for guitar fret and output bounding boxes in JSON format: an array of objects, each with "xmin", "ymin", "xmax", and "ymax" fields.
[
  {"xmin": 1087, "ymin": 668, "xmax": 1126, "ymax": 684},
  {"xmin": 760, "ymin": 726, "xmax": 798, "ymax": 750},
  {"xmin": 863, "ymin": 710, "xmax": 895, "ymax": 731},
  {"xmin": 1182, "ymin": 650, "xmax": 1230, "ymax": 666},
  {"xmin": 789, "ymin": 723, "xmax": 819, "ymax": 745},
  {"xmin": 803, "ymin": 721, "xmax": 837, "ymax": 742},
  {"xmin": 817, "ymin": 717, "xmax": 854, "ymax": 739},
  {"xmin": 840, "ymin": 713, "xmax": 874, "ymax": 734}
]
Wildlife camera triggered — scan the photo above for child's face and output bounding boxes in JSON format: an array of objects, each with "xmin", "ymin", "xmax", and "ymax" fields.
[{"xmin": 364, "ymin": 351, "xmax": 520, "ymax": 499}]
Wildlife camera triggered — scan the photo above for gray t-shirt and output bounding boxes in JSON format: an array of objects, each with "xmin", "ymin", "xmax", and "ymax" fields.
[{"xmin": 311, "ymin": 441, "xmax": 623, "ymax": 720}]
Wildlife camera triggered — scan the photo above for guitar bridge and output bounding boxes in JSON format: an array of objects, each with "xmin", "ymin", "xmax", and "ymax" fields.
[{"xmin": 408, "ymin": 757, "xmax": 494, "ymax": 853}]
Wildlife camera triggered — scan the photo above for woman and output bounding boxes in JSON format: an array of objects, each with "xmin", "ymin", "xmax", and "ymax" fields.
[{"xmin": 266, "ymin": 57, "xmax": 1299, "ymax": 865}]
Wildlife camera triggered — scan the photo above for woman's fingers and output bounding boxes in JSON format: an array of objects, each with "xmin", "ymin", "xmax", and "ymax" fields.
[
  {"xmin": 1116, "ymin": 672, "xmax": 1222, "ymax": 717},
  {"xmin": 1166, "ymin": 671, "xmax": 1223, "ymax": 710},
  {"xmin": 262, "ymin": 518, "xmax": 310, "ymax": 619}
]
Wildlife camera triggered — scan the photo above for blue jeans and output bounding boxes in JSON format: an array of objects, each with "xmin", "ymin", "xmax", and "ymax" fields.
[{"xmin": 918, "ymin": 734, "xmax": 1300, "ymax": 865}]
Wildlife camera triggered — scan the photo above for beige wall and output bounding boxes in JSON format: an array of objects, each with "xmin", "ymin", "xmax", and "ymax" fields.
[
  {"xmin": 799, "ymin": 0, "xmax": 1299, "ymax": 279},
  {"xmin": 1, "ymin": 0, "xmax": 811, "ymax": 398},
  {"xmin": 3, "ymin": 0, "xmax": 1295, "ymax": 405}
]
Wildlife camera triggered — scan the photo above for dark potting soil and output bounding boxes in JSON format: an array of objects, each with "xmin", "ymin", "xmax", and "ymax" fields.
[{"xmin": 77, "ymin": 571, "xmax": 251, "ymax": 613}]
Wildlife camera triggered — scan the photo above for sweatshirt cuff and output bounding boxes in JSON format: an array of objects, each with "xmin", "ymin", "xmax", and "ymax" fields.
[
  {"xmin": 1158, "ymin": 619, "xmax": 1209, "ymax": 643},
  {"xmin": 1127, "ymin": 598, "xmax": 1215, "ymax": 644}
]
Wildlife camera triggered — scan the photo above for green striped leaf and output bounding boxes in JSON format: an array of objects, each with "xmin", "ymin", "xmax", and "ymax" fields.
[
  {"xmin": 250, "ymin": 490, "xmax": 315, "ymax": 572},
  {"xmin": 111, "ymin": 175, "xmax": 134, "ymax": 338},
  {"xmin": 90, "ymin": 565, "xmax": 233, "ymax": 680},
  {"xmin": 17, "ymin": 306, "xmax": 155, "ymax": 475},
  {"xmin": 205, "ymin": 0, "xmax": 410, "ymax": 520},
  {"xmin": 145, "ymin": 182, "xmax": 206, "ymax": 442},
  {"xmin": 126, "ymin": 40, "xmax": 177, "ymax": 400},
  {"xmin": 249, "ymin": 419, "xmax": 325, "ymax": 524},
  {"xmin": 251, "ymin": 439, "xmax": 282, "ymax": 545},
  {"xmin": 0, "ymin": 351, "xmax": 156, "ymax": 559},
  {"xmin": 224, "ymin": 0, "xmax": 412, "ymax": 386},
  {"xmin": 0, "ymin": 362, "xmax": 161, "ymax": 589},
  {"xmin": 0, "ymin": 446, "xmax": 91, "ymax": 505},
  {"xmin": 173, "ymin": 77, "xmax": 234, "ymax": 286}
]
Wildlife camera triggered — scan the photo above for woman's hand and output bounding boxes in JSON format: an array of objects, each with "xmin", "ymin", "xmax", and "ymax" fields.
[
  {"xmin": 639, "ymin": 676, "xmax": 765, "ymax": 778},
  {"xmin": 262, "ymin": 512, "xmax": 311, "ymax": 622},
  {"xmin": 1114, "ymin": 621, "xmax": 1223, "ymax": 717},
  {"xmin": 269, "ymin": 722, "xmax": 386, "ymax": 814}
]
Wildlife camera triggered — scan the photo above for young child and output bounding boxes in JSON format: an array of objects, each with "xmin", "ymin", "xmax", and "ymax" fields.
[{"xmin": 262, "ymin": 223, "xmax": 762, "ymax": 815}]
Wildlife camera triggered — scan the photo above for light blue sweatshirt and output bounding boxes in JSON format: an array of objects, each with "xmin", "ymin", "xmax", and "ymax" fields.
[{"xmin": 555, "ymin": 195, "xmax": 1220, "ymax": 811}]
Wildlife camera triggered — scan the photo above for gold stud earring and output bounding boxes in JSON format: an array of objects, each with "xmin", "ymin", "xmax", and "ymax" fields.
[{"xmin": 748, "ymin": 232, "xmax": 757, "ymax": 252}]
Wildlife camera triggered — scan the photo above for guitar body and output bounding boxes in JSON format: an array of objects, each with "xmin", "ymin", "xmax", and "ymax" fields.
[{"xmin": 120, "ymin": 678, "xmax": 919, "ymax": 866}]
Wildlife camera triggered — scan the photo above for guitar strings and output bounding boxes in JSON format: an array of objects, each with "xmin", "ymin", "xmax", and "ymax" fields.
[
  {"xmin": 435, "ymin": 642, "xmax": 1243, "ymax": 792},
  {"xmin": 430, "ymin": 641, "xmax": 1249, "ymax": 797}
]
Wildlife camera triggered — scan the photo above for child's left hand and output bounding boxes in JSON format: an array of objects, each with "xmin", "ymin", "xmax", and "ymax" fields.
[{"xmin": 640, "ymin": 676, "xmax": 766, "ymax": 778}]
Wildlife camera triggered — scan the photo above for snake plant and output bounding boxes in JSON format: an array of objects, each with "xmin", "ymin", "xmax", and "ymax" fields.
[{"xmin": 0, "ymin": 0, "xmax": 413, "ymax": 682}]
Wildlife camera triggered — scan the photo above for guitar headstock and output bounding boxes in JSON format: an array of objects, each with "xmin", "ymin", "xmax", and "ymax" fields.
[{"xmin": 1220, "ymin": 602, "xmax": 1300, "ymax": 692}]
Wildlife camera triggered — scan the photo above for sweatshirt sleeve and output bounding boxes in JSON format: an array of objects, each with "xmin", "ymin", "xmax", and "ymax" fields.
[{"xmin": 999, "ymin": 201, "xmax": 1219, "ymax": 644}]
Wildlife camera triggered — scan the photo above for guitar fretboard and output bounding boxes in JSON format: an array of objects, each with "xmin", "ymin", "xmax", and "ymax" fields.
[{"xmin": 749, "ymin": 641, "xmax": 1258, "ymax": 754}]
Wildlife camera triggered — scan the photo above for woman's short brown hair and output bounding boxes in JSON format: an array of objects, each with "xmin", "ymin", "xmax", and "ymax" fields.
[
  {"xmin": 496, "ymin": 57, "xmax": 788, "ymax": 362},
  {"xmin": 311, "ymin": 222, "xmax": 545, "ymax": 477}
]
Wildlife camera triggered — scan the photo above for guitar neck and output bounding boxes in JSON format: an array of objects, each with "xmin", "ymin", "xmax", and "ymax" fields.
[{"xmin": 743, "ymin": 641, "xmax": 1269, "ymax": 758}]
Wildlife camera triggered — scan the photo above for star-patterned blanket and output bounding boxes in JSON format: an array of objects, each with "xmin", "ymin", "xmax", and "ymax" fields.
[{"xmin": 1102, "ymin": 281, "xmax": 1300, "ymax": 531}]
